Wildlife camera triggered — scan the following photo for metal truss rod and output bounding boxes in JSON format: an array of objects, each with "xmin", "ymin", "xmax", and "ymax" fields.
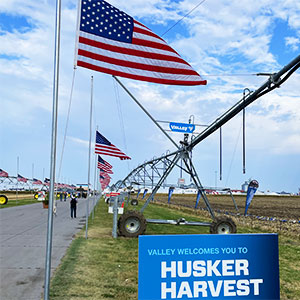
[
  {"xmin": 113, "ymin": 75, "xmax": 179, "ymax": 150},
  {"xmin": 120, "ymin": 150, "xmax": 180, "ymax": 187},
  {"xmin": 140, "ymin": 152, "xmax": 181, "ymax": 213},
  {"xmin": 188, "ymin": 55, "xmax": 300, "ymax": 150},
  {"xmin": 182, "ymin": 155, "xmax": 215, "ymax": 219}
]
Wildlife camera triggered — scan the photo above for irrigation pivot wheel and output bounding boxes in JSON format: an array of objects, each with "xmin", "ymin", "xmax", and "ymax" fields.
[
  {"xmin": 118, "ymin": 210, "xmax": 146, "ymax": 238},
  {"xmin": 0, "ymin": 195, "xmax": 8, "ymax": 205},
  {"xmin": 130, "ymin": 199, "xmax": 138, "ymax": 206},
  {"xmin": 210, "ymin": 217, "xmax": 237, "ymax": 234}
]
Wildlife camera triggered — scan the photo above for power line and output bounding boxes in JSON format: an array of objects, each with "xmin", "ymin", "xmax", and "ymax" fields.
[
  {"xmin": 202, "ymin": 73, "xmax": 258, "ymax": 77},
  {"xmin": 161, "ymin": 0, "xmax": 207, "ymax": 37}
]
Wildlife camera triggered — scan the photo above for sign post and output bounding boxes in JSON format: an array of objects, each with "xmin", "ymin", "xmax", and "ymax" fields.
[{"xmin": 139, "ymin": 234, "xmax": 279, "ymax": 300}]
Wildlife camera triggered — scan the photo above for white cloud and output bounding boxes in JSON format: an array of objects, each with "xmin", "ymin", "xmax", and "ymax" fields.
[
  {"xmin": 1, "ymin": 0, "xmax": 300, "ymax": 191},
  {"xmin": 285, "ymin": 36, "xmax": 300, "ymax": 51}
]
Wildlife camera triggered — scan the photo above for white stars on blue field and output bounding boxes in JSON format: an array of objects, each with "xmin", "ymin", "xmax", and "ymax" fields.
[{"xmin": 80, "ymin": 0, "xmax": 134, "ymax": 43}]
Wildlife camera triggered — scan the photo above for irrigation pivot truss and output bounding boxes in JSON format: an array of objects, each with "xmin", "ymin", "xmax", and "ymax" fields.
[{"xmin": 113, "ymin": 54, "xmax": 300, "ymax": 237}]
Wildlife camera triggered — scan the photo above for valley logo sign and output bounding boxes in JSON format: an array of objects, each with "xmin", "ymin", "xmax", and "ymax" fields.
[
  {"xmin": 138, "ymin": 234, "xmax": 279, "ymax": 299},
  {"xmin": 169, "ymin": 122, "xmax": 195, "ymax": 133}
]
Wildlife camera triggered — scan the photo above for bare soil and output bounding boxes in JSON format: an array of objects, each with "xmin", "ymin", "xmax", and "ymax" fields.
[{"xmin": 153, "ymin": 194, "xmax": 300, "ymax": 220}]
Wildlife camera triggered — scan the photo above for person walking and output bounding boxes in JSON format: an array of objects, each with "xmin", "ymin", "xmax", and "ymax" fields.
[{"xmin": 70, "ymin": 194, "xmax": 77, "ymax": 218}]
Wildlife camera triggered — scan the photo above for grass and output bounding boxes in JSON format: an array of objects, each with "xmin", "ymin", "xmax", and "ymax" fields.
[
  {"xmin": 49, "ymin": 198, "xmax": 300, "ymax": 300},
  {"xmin": 0, "ymin": 198, "xmax": 38, "ymax": 208},
  {"xmin": 0, "ymin": 192, "xmax": 60, "ymax": 209}
]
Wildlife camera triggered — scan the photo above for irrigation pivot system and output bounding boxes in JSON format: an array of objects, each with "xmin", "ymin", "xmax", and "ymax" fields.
[{"xmin": 113, "ymin": 54, "xmax": 300, "ymax": 238}]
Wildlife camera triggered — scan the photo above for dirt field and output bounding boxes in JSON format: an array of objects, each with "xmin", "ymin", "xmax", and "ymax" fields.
[
  {"xmin": 3, "ymin": 192, "xmax": 35, "ymax": 201},
  {"xmin": 152, "ymin": 194, "xmax": 300, "ymax": 220}
]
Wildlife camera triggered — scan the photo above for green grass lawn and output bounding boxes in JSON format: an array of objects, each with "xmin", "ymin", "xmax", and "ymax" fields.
[
  {"xmin": 49, "ymin": 198, "xmax": 300, "ymax": 300},
  {"xmin": 0, "ymin": 198, "xmax": 38, "ymax": 208}
]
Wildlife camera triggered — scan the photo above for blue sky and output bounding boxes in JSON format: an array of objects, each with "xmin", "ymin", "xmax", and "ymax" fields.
[{"xmin": 0, "ymin": 0, "xmax": 299, "ymax": 193}]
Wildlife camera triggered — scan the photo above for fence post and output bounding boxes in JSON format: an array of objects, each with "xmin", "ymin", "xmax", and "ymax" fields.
[{"xmin": 112, "ymin": 195, "xmax": 118, "ymax": 238}]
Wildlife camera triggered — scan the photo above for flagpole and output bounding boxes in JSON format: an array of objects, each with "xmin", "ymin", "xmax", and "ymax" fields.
[
  {"xmin": 92, "ymin": 125, "xmax": 98, "ymax": 219},
  {"xmin": 86, "ymin": 75, "xmax": 93, "ymax": 239},
  {"xmin": 16, "ymin": 156, "xmax": 19, "ymax": 204},
  {"xmin": 92, "ymin": 151, "xmax": 96, "ymax": 219},
  {"xmin": 32, "ymin": 163, "xmax": 34, "ymax": 192},
  {"xmin": 44, "ymin": 0, "xmax": 61, "ymax": 299}
]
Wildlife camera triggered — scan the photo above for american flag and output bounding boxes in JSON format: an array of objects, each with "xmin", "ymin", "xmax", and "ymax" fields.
[
  {"xmin": 99, "ymin": 167, "xmax": 113, "ymax": 174},
  {"xmin": 100, "ymin": 174, "xmax": 110, "ymax": 189},
  {"xmin": 17, "ymin": 174, "xmax": 28, "ymax": 183},
  {"xmin": 32, "ymin": 178, "xmax": 43, "ymax": 185},
  {"xmin": 0, "ymin": 168, "xmax": 8, "ymax": 177},
  {"xmin": 75, "ymin": 0, "xmax": 206, "ymax": 86},
  {"xmin": 97, "ymin": 155, "xmax": 113, "ymax": 170},
  {"xmin": 100, "ymin": 171, "xmax": 111, "ymax": 179},
  {"xmin": 95, "ymin": 131, "xmax": 131, "ymax": 160}
]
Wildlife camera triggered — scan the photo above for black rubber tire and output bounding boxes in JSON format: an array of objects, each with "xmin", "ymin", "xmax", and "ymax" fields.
[
  {"xmin": 118, "ymin": 210, "xmax": 147, "ymax": 238},
  {"xmin": 0, "ymin": 195, "xmax": 8, "ymax": 205},
  {"xmin": 131, "ymin": 199, "xmax": 138, "ymax": 206},
  {"xmin": 210, "ymin": 217, "xmax": 237, "ymax": 234}
]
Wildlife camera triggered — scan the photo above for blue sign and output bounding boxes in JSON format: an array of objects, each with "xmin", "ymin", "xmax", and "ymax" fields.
[
  {"xmin": 169, "ymin": 122, "xmax": 195, "ymax": 133},
  {"xmin": 139, "ymin": 234, "xmax": 279, "ymax": 300}
]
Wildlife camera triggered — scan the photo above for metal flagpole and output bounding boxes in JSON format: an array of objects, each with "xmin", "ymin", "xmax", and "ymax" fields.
[
  {"xmin": 32, "ymin": 163, "xmax": 34, "ymax": 192},
  {"xmin": 92, "ymin": 125, "xmax": 98, "ymax": 219},
  {"xmin": 92, "ymin": 149, "xmax": 96, "ymax": 219},
  {"xmin": 44, "ymin": 0, "xmax": 61, "ymax": 298},
  {"xmin": 219, "ymin": 127, "xmax": 222, "ymax": 181},
  {"xmin": 16, "ymin": 156, "xmax": 19, "ymax": 204},
  {"xmin": 86, "ymin": 75, "xmax": 93, "ymax": 239}
]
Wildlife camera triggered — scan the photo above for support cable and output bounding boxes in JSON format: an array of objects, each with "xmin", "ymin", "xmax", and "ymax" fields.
[
  {"xmin": 57, "ymin": 68, "xmax": 76, "ymax": 183},
  {"xmin": 112, "ymin": 79, "xmax": 131, "ymax": 172},
  {"xmin": 225, "ymin": 123, "xmax": 242, "ymax": 187}
]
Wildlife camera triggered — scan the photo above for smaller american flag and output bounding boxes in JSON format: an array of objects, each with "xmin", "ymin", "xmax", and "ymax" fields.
[
  {"xmin": 17, "ymin": 174, "xmax": 28, "ymax": 183},
  {"xmin": 33, "ymin": 178, "xmax": 43, "ymax": 185},
  {"xmin": 0, "ymin": 168, "xmax": 8, "ymax": 177},
  {"xmin": 99, "ymin": 167, "xmax": 113, "ymax": 174},
  {"xmin": 95, "ymin": 131, "xmax": 131, "ymax": 160},
  {"xmin": 100, "ymin": 172, "xmax": 111, "ymax": 179},
  {"xmin": 97, "ymin": 155, "xmax": 113, "ymax": 171}
]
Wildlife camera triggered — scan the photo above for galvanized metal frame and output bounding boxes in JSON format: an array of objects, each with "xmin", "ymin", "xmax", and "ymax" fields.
[{"xmin": 113, "ymin": 55, "xmax": 300, "ymax": 227}]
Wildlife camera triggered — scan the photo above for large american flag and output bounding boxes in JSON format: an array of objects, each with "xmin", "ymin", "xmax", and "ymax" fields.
[
  {"xmin": 95, "ymin": 131, "xmax": 131, "ymax": 160},
  {"xmin": 0, "ymin": 168, "xmax": 8, "ymax": 177},
  {"xmin": 75, "ymin": 0, "xmax": 206, "ymax": 86}
]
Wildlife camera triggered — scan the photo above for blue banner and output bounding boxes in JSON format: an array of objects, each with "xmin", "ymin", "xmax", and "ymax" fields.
[
  {"xmin": 195, "ymin": 190, "xmax": 202, "ymax": 208},
  {"xmin": 168, "ymin": 187, "xmax": 175, "ymax": 203},
  {"xmin": 142, "ymin": 189, "xmax": 148, "ymax": 200},
  {"xmin": 169, "ymin": 122, "xmax": 195, "ymax": 133},
  {"xmin": 244, "ymin": 180, "xmax": 259, "ymax": 215},
  {"xmin": 139, "ymin": 234, "xmax": 279, "ymax": 300},
  {"xmin": 136, "ymin": 189, "xmax": 141, "ymax": 198}
]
